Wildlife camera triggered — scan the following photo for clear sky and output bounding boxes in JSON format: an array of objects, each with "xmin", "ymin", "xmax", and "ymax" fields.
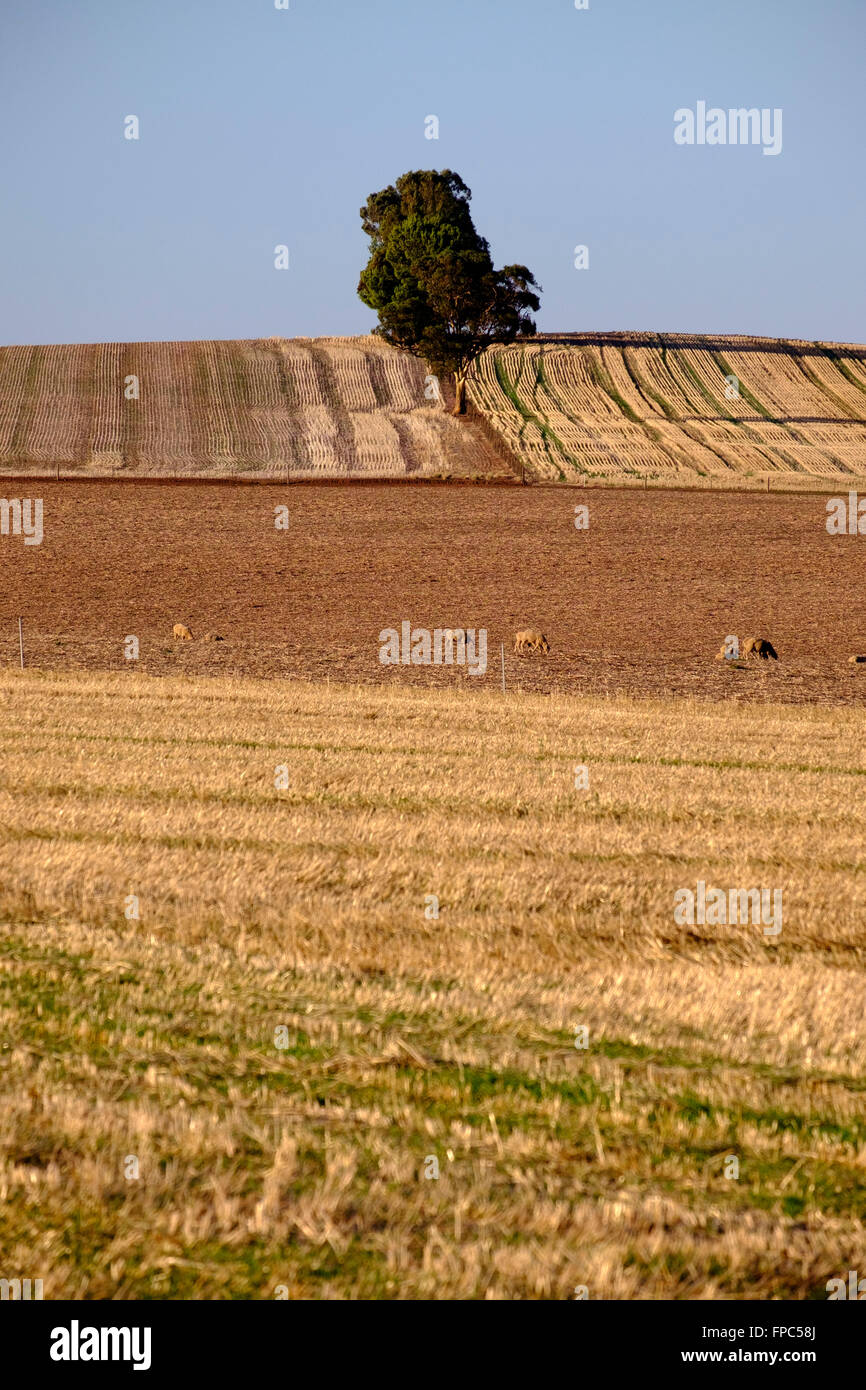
[{"xmin": 1, "ymin": 0, "xmax": 863, "ymax": 345}]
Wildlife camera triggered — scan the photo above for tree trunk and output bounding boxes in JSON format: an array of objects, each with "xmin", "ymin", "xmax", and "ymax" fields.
[{"xmin": 453, "ymin": 373, "xmax": 467, "ymax": 415}]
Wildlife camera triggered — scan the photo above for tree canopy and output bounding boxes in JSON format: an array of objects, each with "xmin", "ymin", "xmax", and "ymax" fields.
[{"xmin": 357, "ymin": 170, "xmax": 541, "ymax": 413}]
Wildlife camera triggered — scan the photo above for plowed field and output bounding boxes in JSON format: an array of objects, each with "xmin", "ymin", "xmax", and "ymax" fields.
[{"xmin": 2, "ymin": 482, "xmax": 865, "ymax": 706}]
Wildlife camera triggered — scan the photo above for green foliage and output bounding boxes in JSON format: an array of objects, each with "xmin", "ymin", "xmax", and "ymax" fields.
[{"xmin": 357, "ymin": 170, "xmax": 540, "ymax": 389}]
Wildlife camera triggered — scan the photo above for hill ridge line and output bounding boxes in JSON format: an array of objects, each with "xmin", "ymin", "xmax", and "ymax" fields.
[{"xmin": 2, "ymin": 334, "xmax": 866, "ymax": 482}]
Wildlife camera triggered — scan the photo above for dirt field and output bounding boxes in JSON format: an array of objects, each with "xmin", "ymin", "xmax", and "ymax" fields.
[{"xmin": 2, "ymin": 481, "xmax": 865, "ymax": 706}]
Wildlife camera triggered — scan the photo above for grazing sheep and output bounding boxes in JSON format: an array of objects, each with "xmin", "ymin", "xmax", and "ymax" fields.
[
  {"xmin": 716, "ymin": 639, "xmax": 749, "ymax": 661},
  {"xmin": 514, "ymin": 628, "xmax": 550, "ymax": 655},
  {"xmin": 203, "ymin": 632, "xmax": 225, "ymax": 642},
  {"xmin": 172, "ymin": 623, "xmax": 193, "ymax": 641},
  {"xmin": 743, "ymin": 636, "xmax": 778, "ymax": 660}
]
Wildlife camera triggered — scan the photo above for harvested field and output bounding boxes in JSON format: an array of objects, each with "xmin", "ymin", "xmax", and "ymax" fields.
[
  {"xmin": 0, "ymin": 336, "xmax": 513, "ymax": 480},
  {"xmin": 4, "ymin": 331, "xmax": 866, "ymax": 488},
  {"xmin": 1, "ymin": 482, "xmax": 866, "ymax": 707},
  {"xmin": 1, "ymin": 670, "xmax": 864, "ymax": 1299},
  {"xmin": 472, "ymin": 333, "xmax": 866, "ymax": 483}
]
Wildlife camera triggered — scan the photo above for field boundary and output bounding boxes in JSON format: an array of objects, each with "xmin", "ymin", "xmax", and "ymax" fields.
[
  {"xmin": 2, "ymin": 470, "xmax": 865, "ymax": 495},
  {"xmin": 535, "ymin": 330, "xmax": 866, "ymax": 358}
]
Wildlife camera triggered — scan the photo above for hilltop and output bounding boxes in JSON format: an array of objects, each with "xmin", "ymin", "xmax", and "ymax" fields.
[
  {"xmin": 1, "ymin": 331, "xmax": 865, "ymax": 483},
  {"xmin": 0, "ymin": 335, "xmax": 513, "ymax": 480},
  {"xmin": 474, "ymin": 332, "xmax": 866, "ymax": 482}
]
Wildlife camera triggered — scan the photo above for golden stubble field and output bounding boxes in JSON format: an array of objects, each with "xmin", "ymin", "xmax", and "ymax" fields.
[
  {"xmin": 3, "ymin": 332, "xmax": 866, "ymax": 484},
  {"xmin": 472, "ymin": 336, "xmax": 866, "ymax": 481},
  {"xmin": 0, "ymin": 668, "xmax": 864, "ymax": 1299}
]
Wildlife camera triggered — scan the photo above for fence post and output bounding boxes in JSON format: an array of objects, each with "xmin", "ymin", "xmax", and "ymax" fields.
[{"xmin": 18, "ymin": 617, "xmax": 24, "ymax": 669}]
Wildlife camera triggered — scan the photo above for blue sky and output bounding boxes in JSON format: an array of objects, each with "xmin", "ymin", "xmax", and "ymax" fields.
[{"xmin": 1, "ymin": 0, "xmax": 863, "ymax": 345}]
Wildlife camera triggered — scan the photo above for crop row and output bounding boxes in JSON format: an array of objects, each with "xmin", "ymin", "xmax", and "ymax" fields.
[
  {"xmin": 0, "ymin": 337, "xmax": 453, "ymax": 476},
  {"xmin": 469, "ymin": 341, "xmax": 866, "ymax": 478}
]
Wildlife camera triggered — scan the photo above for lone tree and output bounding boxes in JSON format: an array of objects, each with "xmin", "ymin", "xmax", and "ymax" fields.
[{"xmin": 357, "ymin": 170, "xmax": 541, "ymax": 414}]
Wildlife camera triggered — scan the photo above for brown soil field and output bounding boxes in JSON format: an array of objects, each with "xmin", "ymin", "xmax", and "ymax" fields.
[{"xmin": 2, "ymin": 481, "xmax": 865, "ymax": 706}]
